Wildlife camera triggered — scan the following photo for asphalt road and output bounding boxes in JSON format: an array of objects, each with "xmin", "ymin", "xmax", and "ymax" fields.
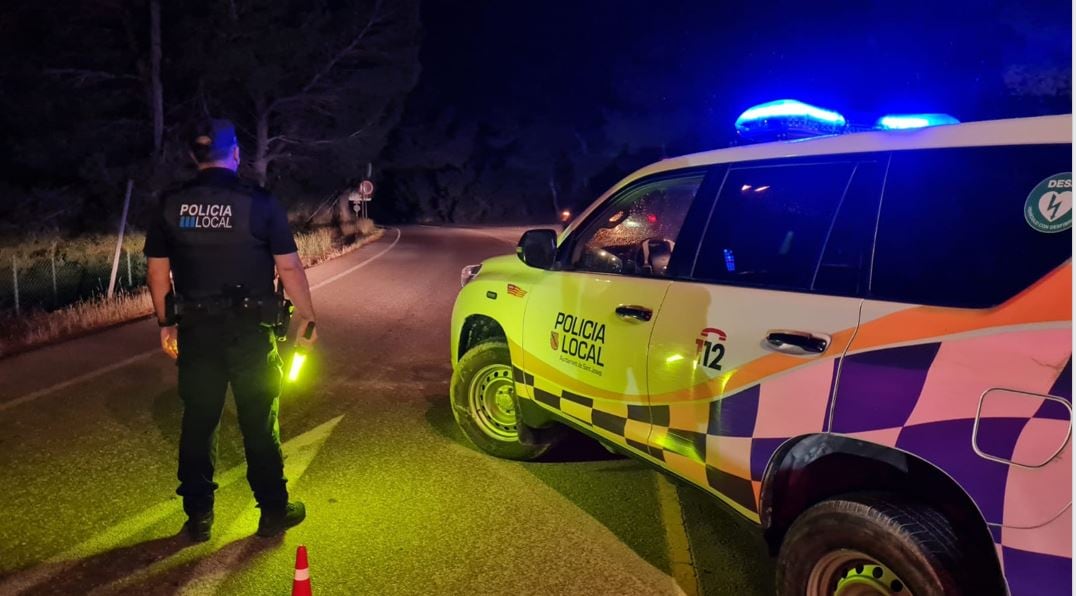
[{"xmin": 0, "ymin": 226, "xmax": 774, "ymax": 596}]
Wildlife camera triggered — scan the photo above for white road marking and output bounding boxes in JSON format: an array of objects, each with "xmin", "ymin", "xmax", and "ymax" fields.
[
  {"xmin": 657, "ymin": 476, "xmax": 699, "ymax": 596},
  {"xmin": 309, "ymin": 227, "xmax": 401, "ymax": 291},
  {"xmin": 0, "ymin": 352, "xmax": 157, "ymax": 414},
  {"xmin": 0, "ymin": 228, "xmax": 403, "ymax": 412},
  {"xmin": 2, "ymin": 416, "xmax": 344, "ymax": 595}
]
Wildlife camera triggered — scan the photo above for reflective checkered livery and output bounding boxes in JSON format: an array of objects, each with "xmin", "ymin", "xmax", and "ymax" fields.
[
  {"xmin": 509, "ymin": 273, "xmax": 1072, "ymax": 594},
  {"xmin": 451, "ymin": 116, "xmax": 1073, "ymax": 595},
  {"xmin": 832, "ymin": 333, "xmax": 1072, "ymax": 595}
]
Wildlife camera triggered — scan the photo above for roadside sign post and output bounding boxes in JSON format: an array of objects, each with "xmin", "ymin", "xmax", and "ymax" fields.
[{"xmin": 349, "ymin": 179, "xmax": 374, "ymax": 220}]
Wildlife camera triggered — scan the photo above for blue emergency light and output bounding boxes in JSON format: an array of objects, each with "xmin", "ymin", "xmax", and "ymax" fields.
[
  {"xmin": 735, "ymin": 99, "xmax": 961, "ymax": 142},
  {"xmin": 735, "ymin": 99, "xmax": 847, "ymax": 141},
  {"xmin": 875, "ymin": 113, "xmax": 960, "ymax": 130}
]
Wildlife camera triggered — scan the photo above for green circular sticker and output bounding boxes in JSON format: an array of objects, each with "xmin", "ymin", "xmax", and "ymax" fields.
[{"xmin": 1025, "ymin": 172, "xmax": 1072, "ymax": 234}]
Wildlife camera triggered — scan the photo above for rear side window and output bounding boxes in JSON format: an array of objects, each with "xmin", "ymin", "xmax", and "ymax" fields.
[
  {"xmin": 694, "ymin": 162, "xmax": 856, "ymax": 291},
  {"xmin": 813, "ymin": 160, "xmax": 885, "ymax": 296},
  {"xmin": 871, "ymin": 145, "xmax": 1072, "ymax": 308}
]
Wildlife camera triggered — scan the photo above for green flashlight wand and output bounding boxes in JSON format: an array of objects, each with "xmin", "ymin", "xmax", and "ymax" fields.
[{"xmin": 288, "ymin": 321, "xmax": 316, "ymax": 382}]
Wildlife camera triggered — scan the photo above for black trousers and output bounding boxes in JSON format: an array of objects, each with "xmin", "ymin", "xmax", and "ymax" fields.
[{"xmin": 175, "ymin": 315, "xmax": 288, "ymax": 514}]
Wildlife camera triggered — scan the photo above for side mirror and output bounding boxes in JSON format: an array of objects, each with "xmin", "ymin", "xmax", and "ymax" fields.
[{"xmin": 516, "ymin": 229, "xmax": 557, "ymax": 270}]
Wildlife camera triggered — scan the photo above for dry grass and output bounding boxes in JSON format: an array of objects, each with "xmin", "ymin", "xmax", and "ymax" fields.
[
  {"xmin": 0, "ymin": 225, "xmax": 382, "ymax": 359},
  {"xmin": 0, "ymin": 290, "xmax": 153, "ymax": 357},
  {"xmin": 339, "ymin": 217, "xmax": 376, "ymax": 239},
  {"xmin": 308, "ymin": 226, "xmax": 383, "ymax": 265},
  {"xmin": 0, "ymin": 232, "xmax": 147, "ymax": 266},
  {"xmin": 295, "ymin": 221, "xmax": 382, "ymax": 267},
  {"xmin": 295, "ymin": 228, "xmax": 336, "ymax": 266}
]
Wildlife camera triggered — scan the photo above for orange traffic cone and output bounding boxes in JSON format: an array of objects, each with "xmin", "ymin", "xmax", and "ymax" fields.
[{"xmin": 292, "ymin": 545, "xmax": 312, "ymax": 596}]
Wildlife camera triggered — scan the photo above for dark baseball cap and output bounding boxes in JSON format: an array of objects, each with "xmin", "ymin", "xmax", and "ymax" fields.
[{"xmin": 190, "ymin": 118, "xmax": 238, "ymax": 156}]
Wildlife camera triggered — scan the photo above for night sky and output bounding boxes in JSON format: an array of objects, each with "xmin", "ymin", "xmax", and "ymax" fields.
[
  {"xmin": 0, "ymin": 0, "xmax": 1069, "ymax": 228},
  {"xmin": 417, "ymin": 0, "xmax": 1071, "ymax": 145}
]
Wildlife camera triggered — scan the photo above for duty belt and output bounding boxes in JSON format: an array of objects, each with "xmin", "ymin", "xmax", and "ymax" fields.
[{"xmin": 174, "ymin": 293, "xmax": 281, "ymax": 321}]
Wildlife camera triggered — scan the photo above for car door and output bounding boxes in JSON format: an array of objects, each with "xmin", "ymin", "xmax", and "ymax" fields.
[
  {"xmin": 520, "ymin": 170, "xmax": 710, "ymax": 455},
  {"xmin": 832, "ymin": 146, "xmax": 1072, "ymax": 585},
  {"xmin": 646, "ymin": 157, "xmax": 885, "ymax": 520}
]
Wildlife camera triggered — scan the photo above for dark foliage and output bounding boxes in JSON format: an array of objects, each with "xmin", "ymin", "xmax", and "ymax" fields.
[
  {"xmin": 0, "ymin": 1, "xmax": 1070, "ymax": 231},
  {"xmin": 0, "ymin": 0, "xmax": 421, "ymax": 236},
  {"xmin": 380, "ymin": 0, "xmax": 1071, "ymax": 224}
]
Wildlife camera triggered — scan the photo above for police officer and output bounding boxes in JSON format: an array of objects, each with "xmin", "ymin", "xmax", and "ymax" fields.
[{"xmin": 143, "ymin": 118, "xmax": 318, "ymax": 542}]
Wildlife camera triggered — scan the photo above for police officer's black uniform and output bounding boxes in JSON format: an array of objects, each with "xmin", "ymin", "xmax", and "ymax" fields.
[{"xmin": 143, "ymin": 123, "xmax": 303, "ymax": 540}]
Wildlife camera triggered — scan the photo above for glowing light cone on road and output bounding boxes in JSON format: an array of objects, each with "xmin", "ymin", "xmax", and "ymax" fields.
[{"xmin": 292, "ymin": 545, "xmax": 312, "ymax": 596}]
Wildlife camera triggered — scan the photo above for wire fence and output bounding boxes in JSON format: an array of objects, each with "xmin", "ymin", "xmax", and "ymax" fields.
[
  {"xmin": 0, "ymin": 234, "xmax": 148, "ymax": 316},
  {"xmin": 0, "ymin": 221, "xmax": 370, "ymax": 317},
  {"xmin": 0, "ymin": 175, "xmax": 375, "ymax": 322}
]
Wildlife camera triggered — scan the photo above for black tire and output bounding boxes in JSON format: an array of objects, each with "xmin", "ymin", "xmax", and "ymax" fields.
[
  {"xmin": 450, "ymin": 341, "xmax": 560, "ymax": 461},
  {"xmin": 777, "ymin": 494, "xmax": 971, "ymax": 596}
]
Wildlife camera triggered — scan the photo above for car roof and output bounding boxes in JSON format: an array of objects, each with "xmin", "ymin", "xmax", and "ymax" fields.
[
  {"xmin": 564, "ymin": 114, "xmax": 1072, "ymax": 238},
  {"xmin": 639, "ymin": 113, "xmax": 1071, "ymax": 176}
]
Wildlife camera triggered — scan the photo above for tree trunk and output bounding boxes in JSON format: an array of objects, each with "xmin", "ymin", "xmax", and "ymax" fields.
[
  {"xmin": 253, "ymin": 96, "xmax": 270, "ymax": 186},
  {"xmin": 149, "ymin": 0, "xmax": 163, "ymax": 158}
]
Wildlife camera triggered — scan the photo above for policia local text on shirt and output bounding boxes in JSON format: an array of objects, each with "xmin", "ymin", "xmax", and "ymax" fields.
[{"xmin": 143, "ymin": 119, "xmax": 318, "ymax": 542}]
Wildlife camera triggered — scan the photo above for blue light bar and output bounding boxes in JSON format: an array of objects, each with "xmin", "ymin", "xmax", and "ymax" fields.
[
  {"xmin": 737, "ymin": 99, "xmax": 847, "ymax": 126},
  {"xmin": 735, "ymin": 99, "xmax": 847, "ymax": 141},
  {"xmin": 876, "ymin": 113, "xmax": 960, "ymax": 130}
]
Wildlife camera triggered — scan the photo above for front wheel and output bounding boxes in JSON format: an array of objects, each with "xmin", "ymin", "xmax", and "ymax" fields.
[
  {"xmin": 450, "ymin": 341, "xmax": 560, "ymax": 460},
  {"xmin": 777, "ymin": 494, "xmax": 972, "ymax": 596}
]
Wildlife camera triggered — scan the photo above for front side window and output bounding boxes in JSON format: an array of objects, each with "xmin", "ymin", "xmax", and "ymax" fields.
[
  {"xmin": 694, "ymin": 162, "xmax": 856, "ymax": 291},
  {"xmin": 569, "ymin": 173, "xmax": 704, "ymax": 276}
]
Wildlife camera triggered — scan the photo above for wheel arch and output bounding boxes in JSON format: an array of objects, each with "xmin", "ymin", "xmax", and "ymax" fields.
[
  {"xmin": 457, "ymin": 314, "xmax": 507, "ymax": 362},
  {"xmin": 760, "ymin": 433, "xmax": 1006, "ymax": 593}
]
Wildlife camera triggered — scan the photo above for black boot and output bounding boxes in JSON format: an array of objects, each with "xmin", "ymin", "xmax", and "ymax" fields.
[
  {"xmin": 256, "ymin": 501, "xmax": 306, "ymax": 537},
  {"xmin": 184, "ymin": 510, "xmax": 214, "ymax": 542}
]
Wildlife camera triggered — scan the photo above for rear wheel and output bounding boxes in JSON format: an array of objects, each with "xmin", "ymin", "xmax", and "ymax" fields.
[
  {"xmin": 777, "ymin": 494, "xmax": 970, "ymax": 596},
  {"xmin": 450, "ymin": 341, "xmax": 560, "ymax": 460}
]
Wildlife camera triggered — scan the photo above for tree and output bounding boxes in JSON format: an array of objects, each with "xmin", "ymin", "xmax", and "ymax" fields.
[
  {"xmin": 149, "ymin": 0, "xmax": 163, "ymax": 158},
  {"xmin": 0, "ymin": 0, "xmax": 422, "ymax": 235},
  {"xmin": 187, "ymin": 0, "xmax": 421, "ymax": 187},
  {"xmin": 382, "ymin": 94, "xmax": 703, "ymax": 224}
]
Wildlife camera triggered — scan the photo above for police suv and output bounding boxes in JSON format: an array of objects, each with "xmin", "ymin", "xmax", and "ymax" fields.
[{"xmin": 449, "ymin": 101, "xmax": 1072, "ymax": 595}]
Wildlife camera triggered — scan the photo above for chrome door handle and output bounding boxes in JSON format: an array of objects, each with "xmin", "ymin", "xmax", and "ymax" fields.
[
  {"xmin": 764, "ymin": 331, "xmax": 829, "ymax": 355},
  {"xmin": 615, "ymin": 305, "xmax": 653, "ymax": 322}
]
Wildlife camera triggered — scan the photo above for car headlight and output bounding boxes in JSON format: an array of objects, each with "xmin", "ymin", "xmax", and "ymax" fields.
[{"xmin": 460, "ymin": 264, "xmax": 482, "ymax": 287}]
